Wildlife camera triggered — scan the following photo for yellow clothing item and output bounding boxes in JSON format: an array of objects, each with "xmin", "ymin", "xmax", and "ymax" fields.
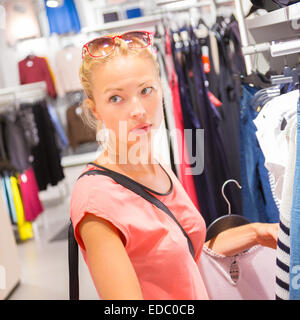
[
  {"xmin": 10, "ymin": 176, "xmax": 33, "ymax": 241},
  {"xmin": 42, "ymin": 56, "xmax": 57, "ymax": 92}
]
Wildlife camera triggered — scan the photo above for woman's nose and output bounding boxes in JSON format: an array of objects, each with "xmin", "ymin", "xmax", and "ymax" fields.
[{"xmin": 130, "ymin": 97, "xmax": 146, "ymax": 119}]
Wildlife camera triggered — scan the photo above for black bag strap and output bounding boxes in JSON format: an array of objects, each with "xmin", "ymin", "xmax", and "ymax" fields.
[{"xmin": 68, "ymin": 163, "xmax": 195, "ymax": 300}]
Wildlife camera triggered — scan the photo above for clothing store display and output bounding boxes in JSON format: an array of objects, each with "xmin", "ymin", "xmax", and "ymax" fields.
[
  {"xmin": 252, "ymin": 87, "xmax": 299, "ymax": 300},
  {"xmin": 170, "ymin": 26, "xmax": 241, "ymax": 225},
  {"xmin": 2, "ymin": 175, "xmax": 17, "ymax": 224},
  {"xmin": 66, "ymin": 104, "xmax": 96, "ymax": 151},
  {"xmin": 71, "ymin": 158, "xmax": 208, "ymax": 300},
  {"xmin": 126, "ymin": 8, "xmax": 143, "ymax": 19},
  {"xmin": 47, "ymin": 104, "xmax": 69, "ymax": 150},
  {"xmin": 254, "ymin": 90, "xmax": 299, "ymax": 204},
  {"xmin": 18, "ymin": 56, "xmax": 57, "ymax": 98},
  {"xmin": 239, "ymin": 84, "xmax": 279, "ymax": 223},
  {"xmin": 198, "ymin": 245, "xmax": 276, "ymax": 300},
  {"xmin": 44, "ymin": 0, "xmax": 81, "ymax": 35},
  {"xmin": 163, "ymin": 29, "xmax": 200, "ymax": 212},
  {"xmin": 54, "ymin": 46, "xmax": 82, "ymax": 97},
  {"xmin": 155, "ymin": 43, "xmax": 180, "ymax": 178},
  {"xmin": 4, "ymin": 113, "xmax": 32, "ymax": 172},
  {"xmin": 4, "ymin": 0, "xmax": 41, "ymax": 46},
  {"xmin": 289, "ymin": 92, "xmax": 300, "ymax": 300},
  {"xmin": 103, "ymin": 12, "xmax": 119, "ymax": 23},
  {"xmin": 29, "ymin": 100, "xmax": 65, "ymax": 191},
  {"xmin": 1, "ymin": 0, "xmax": 299, "ymax": 301},
  {"xmin": 10, "ymin": 175, "xmax": 33, "ymax": 241},
  {"xmin": 210, "ymin": 17, "xmax": 245, "ymax": 191},
  {"xmin": 17, "ymin": 107, "xmax": 39, "ymax": 149},
  {"xmin": 19, "ymin": 167, "xmax": 43, "ymax": 222}
]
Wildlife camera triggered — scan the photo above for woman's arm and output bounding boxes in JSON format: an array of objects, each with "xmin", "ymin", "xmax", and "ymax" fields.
[
  {"xmin": 79, "ymin": 213, "xmax": 143, "ymax": 300},
  {"xmin": 205, "ymin": 222, "xmax": 279, "ymax": 256}
]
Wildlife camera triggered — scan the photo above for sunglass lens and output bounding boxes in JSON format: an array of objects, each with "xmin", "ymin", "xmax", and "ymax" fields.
[
  {"xmin": 87, "ymin": 37, "xmax": 114, "ymax": 57},
  {"xmin": 122, "ymin": 31, "xmax": 150, "ymax": 48}
]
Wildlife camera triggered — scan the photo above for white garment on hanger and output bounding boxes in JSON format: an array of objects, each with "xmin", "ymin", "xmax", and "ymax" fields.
[
  {"xmin": 198, "ymin": 245, "xmax": 276, "ymax": 300},
  {"xmin": 254, "ymin": 89, "xmax": 299, "ymax": 202}
]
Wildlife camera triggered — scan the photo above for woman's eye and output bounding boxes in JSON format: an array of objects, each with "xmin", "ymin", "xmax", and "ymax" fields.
[
  {"xmin": 141, "ymin": 87, "xmax": 153, "ymax": 95},
  {"xmin": 109, "ymin": 95, "xmax": 122, "ymax": 103}
]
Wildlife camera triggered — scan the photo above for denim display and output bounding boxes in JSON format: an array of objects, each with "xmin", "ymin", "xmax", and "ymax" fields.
[
  {"xmin": 289, "ymin": 92, "xmax": 300, "ymax": 300},
  {"xmin": 239, "ymin": 84, "xmax": 280, "ymax": 223}
]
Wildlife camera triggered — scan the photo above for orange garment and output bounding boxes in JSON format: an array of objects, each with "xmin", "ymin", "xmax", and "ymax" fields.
[
  {"xmin": 41, "ymin": 57, "xmax": 56, "ymax": 92},
  {"xmin": 70, "ymin": 157, "xmax": 209, "ymax": 300}
]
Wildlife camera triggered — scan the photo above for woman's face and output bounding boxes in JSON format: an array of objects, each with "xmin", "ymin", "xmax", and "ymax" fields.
[{"xmin": 91, "ymin": 54, "xmax": 163, "ymax": 154}]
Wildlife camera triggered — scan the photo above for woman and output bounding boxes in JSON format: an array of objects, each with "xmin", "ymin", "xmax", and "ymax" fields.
[{"xmin": 70, "ymin": 31, "xmax": 278, "ymax": 300}]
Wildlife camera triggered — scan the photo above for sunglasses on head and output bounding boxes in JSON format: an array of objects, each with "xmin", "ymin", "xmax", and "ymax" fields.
[{"xmin": 82, "ymin": 31, "xmax": 153, "ymax": 59}]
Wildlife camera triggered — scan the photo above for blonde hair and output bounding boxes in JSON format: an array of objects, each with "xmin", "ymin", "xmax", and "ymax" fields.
[{"xmin": 79, "ymin": 32, "xmax": 160, "ymax": 133}]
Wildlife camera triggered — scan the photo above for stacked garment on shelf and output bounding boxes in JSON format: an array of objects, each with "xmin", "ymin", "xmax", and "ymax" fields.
[{"xmin": 253, "ymin": 88, "xmax": 299, "ymax": 300}]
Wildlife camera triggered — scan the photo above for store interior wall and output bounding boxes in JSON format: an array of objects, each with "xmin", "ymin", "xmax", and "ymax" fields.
[{"xmin": 0, "ymin": 0, "xmax": 255, "ymax": 91}]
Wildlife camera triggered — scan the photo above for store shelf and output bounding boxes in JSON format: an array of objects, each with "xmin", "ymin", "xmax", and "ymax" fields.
[
  {"xmin": 246, "ymin": 3, "xmax": 300, "ymax": 29},
  {"xmin": 245, "ymin": 3, "xmax": 300, "ymax": 43},
  {"xmin": 81, "ymin": 14, "xmax": 162, "ymax": 34}
]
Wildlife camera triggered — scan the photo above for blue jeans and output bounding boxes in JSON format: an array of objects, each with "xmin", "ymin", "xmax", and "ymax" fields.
[
  {"xmin": 290, "ymin": 93, "xmax": 300, "ymax": 300},
  {"xmin": 240, "ymin": 85, "xmax": 279, "ymax": 223}
]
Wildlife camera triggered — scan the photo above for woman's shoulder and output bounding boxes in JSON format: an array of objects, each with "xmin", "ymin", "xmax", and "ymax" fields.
[{"xmin": 70, "ymin": 163, "xmax": 121, "ymax": 207}]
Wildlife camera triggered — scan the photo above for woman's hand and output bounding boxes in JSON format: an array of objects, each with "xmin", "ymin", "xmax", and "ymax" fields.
[
  {"xmin": 253, "ymin": 222, "xmax": 279, "ymax": 250},
  {"xmin": 205, "ymin": 222, "xmax": 279, "ymax": 256}
]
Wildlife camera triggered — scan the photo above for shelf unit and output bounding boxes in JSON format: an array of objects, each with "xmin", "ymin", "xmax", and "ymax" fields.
[
  {"xmin": 245, "ymin": 2, "xmax": 300, "ymax": 43},
  {"xmin": 246, "ymin": 3, "xmax": 300, "ymax": 30}
]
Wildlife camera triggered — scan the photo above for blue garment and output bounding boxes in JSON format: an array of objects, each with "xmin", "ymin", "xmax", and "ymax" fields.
[
  {"xmin": 3, "ymin": 175, "xmax": 17, "ymax": 224},
  {"xmin": 1, "ymin": 178, "xmax": 13, "ymax": 223},
  {"xmin": 126, "ymin": 8, "xmax": 143, "ymax": 19},
  {"xmin": 239, "ymin": 84, "xmax": 279, "ymax": 223},
  {"xmin": 47, "ymin": 104, "xmax": 69, "ymax": 148},
  {"xmin": 44, "ymin": 0, "xmax": 81, "ymax": 35},
  {"xmin": 289, "ymin": 91, "xmax": 300, "ymax": 300}
]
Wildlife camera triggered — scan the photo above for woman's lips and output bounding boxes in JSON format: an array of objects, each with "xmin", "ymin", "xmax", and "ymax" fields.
[{"xmin": 130, "ymin": 124, "xmax": 152, "ymax": 134}]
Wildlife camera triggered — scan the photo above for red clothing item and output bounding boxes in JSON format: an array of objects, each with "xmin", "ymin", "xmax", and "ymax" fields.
[
  {"xmin": 18, "ymin": 56, "xmax": 57, "ymax": 98},
  {"xmin": 19, "ymin": 167, "xmax": 43, "ymax": 222}
]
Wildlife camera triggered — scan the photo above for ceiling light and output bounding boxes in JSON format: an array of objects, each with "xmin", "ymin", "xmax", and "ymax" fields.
[{"xmin": 46, "ymin": 0, "xmax": 64, "ymax": 8}]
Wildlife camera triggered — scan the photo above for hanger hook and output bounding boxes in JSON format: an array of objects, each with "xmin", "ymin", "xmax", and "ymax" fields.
[{"xmin": 221, "ymin": 179, "xmax": 242, "ymax": 215}]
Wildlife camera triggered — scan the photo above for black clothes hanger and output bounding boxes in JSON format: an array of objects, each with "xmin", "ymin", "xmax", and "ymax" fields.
[{"xmin": 205, "ymin": 180, "xmax": 250, "ymax": 242}]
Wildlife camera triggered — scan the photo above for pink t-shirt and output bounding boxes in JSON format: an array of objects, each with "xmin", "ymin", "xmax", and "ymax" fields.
[{"xmin": 70, "ymin": 158, "xmax": 209, "ymax": 300}]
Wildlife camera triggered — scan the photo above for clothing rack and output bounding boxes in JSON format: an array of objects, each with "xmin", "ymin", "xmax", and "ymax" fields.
[
  {"xmin": 0, "ymin": 81, "xmax": 50, "ymax": 240},
  {"xmin": 0, "ymin": 81, "xmax": 47, "ymax": 106},
  {"xmin": 242, "ymin": 38, "xmax": 300, "ymax": 57}
]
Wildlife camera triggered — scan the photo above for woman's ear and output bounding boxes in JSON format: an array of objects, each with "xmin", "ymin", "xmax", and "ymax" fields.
[{"xmin": 86, "ymin": 98, "xmax": 102, "ymax": 121}]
